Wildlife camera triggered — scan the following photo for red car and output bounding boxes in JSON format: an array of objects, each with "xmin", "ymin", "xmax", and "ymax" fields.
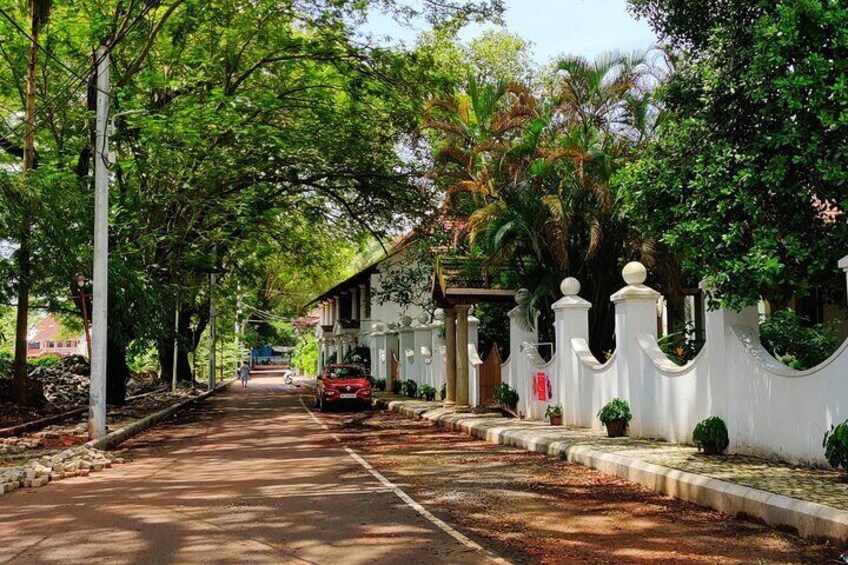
[{"xmin": 315, "ymin": 364, "xmax": 372, "ymax": 411}]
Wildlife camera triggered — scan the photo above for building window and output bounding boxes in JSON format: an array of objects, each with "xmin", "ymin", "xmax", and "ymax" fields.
[
  {"xmin": 27, "ymin": 341, "xmax": 40, "ymax": 349},
  {"xmin": 47, "ymin": 341, "xmax": 55, "ymax": 349},
  {"xmin": 66, "ymin": 340, "xmax": 73, "ymax": 347}
]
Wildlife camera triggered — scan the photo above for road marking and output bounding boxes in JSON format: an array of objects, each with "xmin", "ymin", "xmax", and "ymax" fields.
[{"xmin": 299, "ymin": 397, "xmax": 512, "ymax": 565}]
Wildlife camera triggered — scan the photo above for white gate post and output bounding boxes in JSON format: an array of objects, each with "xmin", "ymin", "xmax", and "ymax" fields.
[
  {"xmin": 552, "ymin": 278, "xmax": 591, "ymax": 426},
  {"xmin": 610, "ymin": 262, "xmax": 660, "ymax": 437}
]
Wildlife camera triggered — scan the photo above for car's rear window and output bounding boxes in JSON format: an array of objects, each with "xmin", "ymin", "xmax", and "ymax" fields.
[{"xmin": 326, "ymin": 367, "xmax": 364, "ymax": 379}]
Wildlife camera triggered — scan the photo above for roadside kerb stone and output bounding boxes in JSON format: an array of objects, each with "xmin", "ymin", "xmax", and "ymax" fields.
[{"xmin": 376, "ymin": 397, "xmax": 848, "ymax": 545}]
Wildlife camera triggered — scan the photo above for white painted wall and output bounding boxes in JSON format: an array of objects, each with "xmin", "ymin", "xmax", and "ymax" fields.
[{"xmin": 501, "ymin": 259, "xmax": 848, "ymax": 467}]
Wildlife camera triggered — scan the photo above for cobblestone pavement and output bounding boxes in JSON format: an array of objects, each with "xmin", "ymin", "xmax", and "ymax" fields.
[{"xmin": 376, "ymin": 395, "xmax": 848, "ymax": 511}]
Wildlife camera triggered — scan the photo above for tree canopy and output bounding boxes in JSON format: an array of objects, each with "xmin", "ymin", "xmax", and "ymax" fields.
[{"xmin": 622, "ymin": 0, "xmax": 848, "ymax": 309}]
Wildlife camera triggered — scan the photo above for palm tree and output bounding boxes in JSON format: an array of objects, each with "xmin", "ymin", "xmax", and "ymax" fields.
[{"xmin": 424, "ymin": 52, "xmax": 664, "ymax": 357}]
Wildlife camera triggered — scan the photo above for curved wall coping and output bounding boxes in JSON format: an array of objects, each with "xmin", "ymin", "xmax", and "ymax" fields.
[
  {"xmin": 522, "ymin": 344, "xmax": 556, "ymax": 370},
  {"xmin": 732, "ymin": 326, "xmax": 848, "ymax": 378},
  {"xmin": 571, "ymin": 338, "xmax": 616, "ymax": 371},
  {"xmin": 637, "ymin": 334, "xmax": 707, "ymax": 376}
]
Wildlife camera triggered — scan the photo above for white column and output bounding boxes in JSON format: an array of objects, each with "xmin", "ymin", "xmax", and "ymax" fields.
[
  {"xmin": 398, "ymin": 316, "xmax": 414, "ymax": 381},
  {"xmin": 840, "ymin": 254, "xmax": 848, "ymax": 297},
  {"xmin": 351, "ymin": 287, "xmax": 359, "ymax": 320},
  {"xmin": 430, "ymin": 310, "xmax": 445, "ymax": 391},
  {"xmin": 552, "ymin": 278, "xmax": 591, "ymax": 426},
  {"xmin": 610, "ymin": 262, "xmax": 660, "ymax": 437},
  {"xmin": 332, "ymin": 297, "xmax": 339, "ymax": 325},
  {"xmin": 335, "ymin": 337, "xmax": 343, "ymax": 363}
]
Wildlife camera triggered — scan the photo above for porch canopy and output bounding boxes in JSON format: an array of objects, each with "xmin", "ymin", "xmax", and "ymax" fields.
[{"xmin": 431, "ymin": 257, "xmax": 517, "ymax": 412}]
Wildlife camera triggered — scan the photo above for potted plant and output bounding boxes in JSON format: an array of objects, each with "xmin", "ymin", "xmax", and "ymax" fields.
[
  {"xmin": 403, "ymin": 379, "xmax": 417, "ymax": 399},
  {"xmin": 692, "ymin": 416, "xmax": 730, "ymax": 455},
  {"xmin": 493, "ymin": 383, "xmax": 519, "ymax": 411},
  {"xmin": 597, "ymin": 398, "xmax": 632, "ymax": 437},
  {"xmin": 420, "ymin": 385, "xmax": 437, "ymax": 401},
  {"xmin": 439, "ymin": 383, "xmax": 446, "ymax": 401},
  {"xmin": 545, "ymin": 403, "xmax": 563, "ymax": 426},
  {"xmin": 375, "ymin": 378, "xmax": 387, "ymax": 392},
  {"xmin": 391, "ymin": 379, "xmax": 403, "ymax": 395},
  {"xmin": 824, "ymin": 419, "xmax": 848, "ymax": 481}
]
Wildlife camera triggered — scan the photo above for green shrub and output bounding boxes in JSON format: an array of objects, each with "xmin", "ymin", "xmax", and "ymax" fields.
[
  {"xmin": 391, "ymin": 379, "xmax": 403, "ymax": 395},
  {"xmin": 692, "ymin": 417, "xmax": 729, "ymax": 454},
  {"xmin": 545, "ymin": 403, "xmax": 563, "ymax": 419},
  {"xmin": 0, "ymin": 350, "xmax": 11, "ymax": 378},
  {"xmin": 823, "ymin": 420, "xmax": 848, "ymax": 479},
  {"xmin": 343, "ymin": 346, "xmax": 371, "ymax": 368},
  {"xmin": 439, "ymin": 382, "xmax": 446, "ymax": 401},
  {"xmin": 402, "ymin": 379, "xmax": 418, "ymax": 398},
  {"xmin": 420, "ymin": 384, "xmax": 437, "ymax": 401},
  {"xmin": 597, "ymin": 398, "xmax": 632, "ymax": 424},
  {"xmin": 28, "ymin": 354, "xmax": 61, "ymax": 368},
  {"xmin": 658, "ymin": 322, "xmax": 705, "ymax": 366},
  {"xmin": 493, "ymin": 382, "xmax": 519, "ymax": 409},
  {"xmin": 374, "ymin": 378, "xmax": 386, "ymax": 392},
  {"xmin": 760, "ymin": 310, "xmax": 840, "ymax": 370}
]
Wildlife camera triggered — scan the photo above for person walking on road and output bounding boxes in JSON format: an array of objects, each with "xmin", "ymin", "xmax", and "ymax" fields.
[{"xmin": 238, "ymin": 361, "xmax": 251, "ymax": 388}]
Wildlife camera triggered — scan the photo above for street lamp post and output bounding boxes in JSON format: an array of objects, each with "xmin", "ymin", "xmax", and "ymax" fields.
[{"xmin": 75, "ymin": 274, "xmax": 92, "ymax": 360}]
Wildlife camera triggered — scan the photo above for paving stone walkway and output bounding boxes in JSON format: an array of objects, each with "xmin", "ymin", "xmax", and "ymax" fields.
[{"xmin": 375, "ymin": 394, "xmax": 848, "ymax": 511}]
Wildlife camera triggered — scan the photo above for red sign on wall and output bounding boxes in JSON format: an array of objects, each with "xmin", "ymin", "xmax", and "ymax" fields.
[{"xmin": 534, "ymin": 372, "xmax": 550, "ymax": 401}]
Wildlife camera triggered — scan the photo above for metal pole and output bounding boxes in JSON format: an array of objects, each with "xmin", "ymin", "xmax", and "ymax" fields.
[
  {"xmin": 208, "ymin": 272, "xmax": 216, "ymax": 391},
  {"xmin": 89, "ymin": 45, "xmax": 109, "ymax": 440},
  {"xmin": 171, "ymin": 303, "xmax": 179, "ymax": 392}
]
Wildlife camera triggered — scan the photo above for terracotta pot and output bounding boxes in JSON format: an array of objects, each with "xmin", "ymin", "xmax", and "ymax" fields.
[
  {"xmin": 550, "ymin": 415, "xmax": 563, "ymax": 426},
  {"xmin": 605, "ymin": 418, "xmax": 627, "ymax": 438}
]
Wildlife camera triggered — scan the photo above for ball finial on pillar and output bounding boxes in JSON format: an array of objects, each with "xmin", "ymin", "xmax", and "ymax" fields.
[
  {"xmin": 560, "ymin": 277, "xmax": 581, "ymax": 296},
  {"xmin": 622, "ymin": 261, "xmax": 648, "ymax": 285}
]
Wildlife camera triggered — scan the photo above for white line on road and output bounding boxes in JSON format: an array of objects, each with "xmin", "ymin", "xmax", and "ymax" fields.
[{"xmin": 298, "ymin": 397, "xmax": 512, "ymax": 565}]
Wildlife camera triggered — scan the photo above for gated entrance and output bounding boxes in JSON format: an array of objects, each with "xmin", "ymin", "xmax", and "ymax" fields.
[{"xmin": 479, "ymin": 344, "xmax": 502, "ymax": 405}]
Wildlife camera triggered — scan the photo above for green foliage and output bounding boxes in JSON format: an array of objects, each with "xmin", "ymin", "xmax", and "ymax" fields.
[
  {"xmin": 692, "ymin": 417, "xmax": 730, "ymax": 454},
  {"xmin": 623, "ymin": 0, "xmax": 848, "ymax": 310},
  {"xmin": 545, "ymin": 403, "xmax": 563, "ymax": 419},
  {"xmin": 391, "ymin": 379, "xmax": 403, "ymax": 395},
  {"xmin": 0, "ymin": 350, "xmax": 11, "ymax": 378},
  {"xmin": 597, "ymin": 398, "xmax": 632, "ymax": 424},
  {"xmin": 126, "ymin": 342, "xmax": 160, "ymax": 375},
  {"xmin": 657, "ymin": 322, "xmax": 705, "ymax": 366},
  {"xmin": 423, "ymin": 53, "xmax": 663, "ymax": 356},
  {"xmin": 440, "ymin": 382, "xmax": 446, "ymax": 401},
  {"xmin": 0, "ymin": 0, "xmax": 503, "ymax": 400},
  {"xmin": 493, "ymin": 382, "xmax": 518, "ymax": 409},
  {"xmin": 420, "ymin": 384, "xmax": 437, "ymax": 400},
  {"xmin": 759, "ymin": 310, "xmax": 840, "ymax": 370},
  {"xmin": 27, "ymin": 354, "xmax": 61, "ymax": 368},
  {"xmin": 402, "ymin": 379, "xmax": 418, "ymax": 398},
  {"xmin": 374, "ymin": 378, "xmax": 387, "ymax": 392},
  {"xmin": 291, "ymin": 332, "xmax": 318, "ymax": 376},
  {"xmin": 823, "ymin": 420, "xmax": 848, "ymax": 478},
  {"xmin": 343, "ymin": 346, "xmax": 371, "ymax": 369}
]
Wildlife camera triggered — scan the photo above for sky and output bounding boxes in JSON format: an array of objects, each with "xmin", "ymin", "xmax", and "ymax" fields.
[{"xmin": 362, "ymin": 0, "xmax": 659, "ymax": 64}]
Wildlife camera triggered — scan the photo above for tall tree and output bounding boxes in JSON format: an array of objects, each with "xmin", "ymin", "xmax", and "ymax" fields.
[{"xmin": 622, "ymin": 0, "xmax": 848, "ymax": 310}]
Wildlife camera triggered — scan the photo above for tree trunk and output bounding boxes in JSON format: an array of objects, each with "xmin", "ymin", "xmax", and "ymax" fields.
[
  {"xmin": 106, "ymin": 336, "xmax": 129, "ymax": 406},
  {"xmin": 158, "ymin": 306, "xmax": 208, "ymax": 383},
  {"xmin": 12, "ymin": 13, "xmax": 41, "ymax": 406}
]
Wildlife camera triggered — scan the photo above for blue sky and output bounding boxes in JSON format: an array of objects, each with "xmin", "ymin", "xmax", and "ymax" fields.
[{"xmin": 363, "ymin": 0, "xmax": 658, "ymax": 64}]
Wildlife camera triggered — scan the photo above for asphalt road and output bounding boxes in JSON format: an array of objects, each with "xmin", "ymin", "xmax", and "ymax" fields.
[{"xmin": 0, "ymin": 375, "xmax": 501, "ymax": 564}]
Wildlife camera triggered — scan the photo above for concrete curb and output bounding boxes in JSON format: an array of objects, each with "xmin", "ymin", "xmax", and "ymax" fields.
[
  {"xmin": 87, "ymin": 379, "xmax": 236, "ymax": 451},
  {"xmin": 377, "ymin": 398, "xmax": 848, "ymax": 544}
]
